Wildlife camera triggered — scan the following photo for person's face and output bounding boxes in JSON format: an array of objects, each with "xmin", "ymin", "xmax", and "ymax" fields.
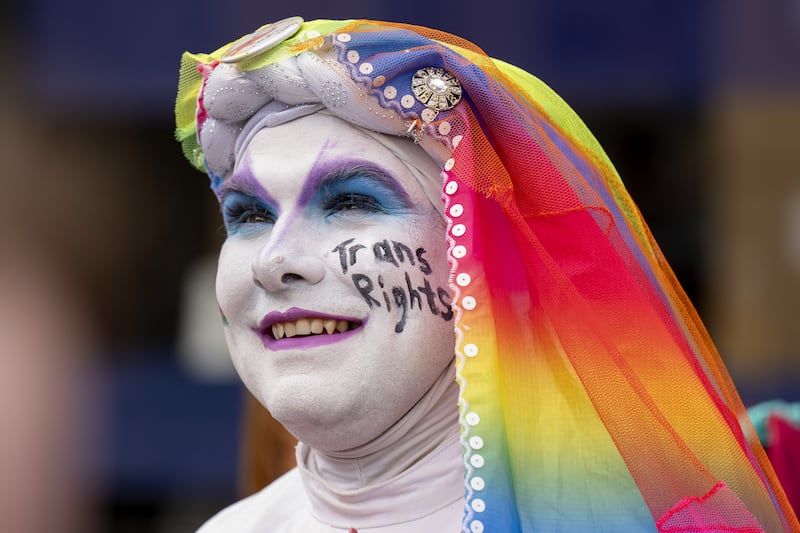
[{"xmin": 216, "ymin": 113, "xmax": 455, "ymax": 451}]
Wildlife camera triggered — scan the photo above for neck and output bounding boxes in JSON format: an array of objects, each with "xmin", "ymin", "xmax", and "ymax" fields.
[{"xmin": 298, "ymin": 362, "xmax": 459, "ymax": 490}]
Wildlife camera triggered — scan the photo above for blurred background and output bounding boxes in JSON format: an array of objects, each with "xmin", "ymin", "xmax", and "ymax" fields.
[{"xmin": 0, "ymin": 0, "xmax": 797, "ymax": 531}]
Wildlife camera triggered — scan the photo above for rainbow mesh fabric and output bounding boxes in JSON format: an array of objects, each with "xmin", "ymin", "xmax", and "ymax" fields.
[{"xmin": 176, "ymin": 19, "xmax": 799, "ymax": 532}]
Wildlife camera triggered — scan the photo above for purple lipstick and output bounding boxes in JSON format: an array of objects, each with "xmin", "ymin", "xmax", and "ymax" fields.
[{"xmin": 256, "ymin": 307, "xmax": 365, "ymax": 351}]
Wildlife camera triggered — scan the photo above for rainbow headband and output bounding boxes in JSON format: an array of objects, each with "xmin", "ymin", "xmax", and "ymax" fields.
[{"xmin": 176, "ymin": 18, "xmax": 799, "ymax": 532}]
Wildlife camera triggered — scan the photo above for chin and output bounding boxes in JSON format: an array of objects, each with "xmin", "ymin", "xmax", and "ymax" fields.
[
  {"xmin": 253, "ymin": 385, "xmax": 367, "ymax": 447},
  {"xmin": 272, "ymin": 405, "xmax": 378, "ymax": 452}
]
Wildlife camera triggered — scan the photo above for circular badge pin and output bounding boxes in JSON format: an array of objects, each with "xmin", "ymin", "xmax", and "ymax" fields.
[
  {"xmin": 411, "ymin": 67, "xmax": 462, "ymax": 111},
  {"xmin": 221, "ymin": 16, "xmax": 304, "ymax": 64}
]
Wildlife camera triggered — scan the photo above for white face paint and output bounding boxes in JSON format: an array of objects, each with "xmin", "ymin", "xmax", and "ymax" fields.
[{"xmin": 216, "ymin": 113, "xmax": 455, "ymax": 452}]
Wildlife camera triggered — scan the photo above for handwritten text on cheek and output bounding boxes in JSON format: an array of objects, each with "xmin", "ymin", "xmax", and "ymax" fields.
[{"xmin": 333, "ymin": 238, "xmax": 453, "ymax": 333}]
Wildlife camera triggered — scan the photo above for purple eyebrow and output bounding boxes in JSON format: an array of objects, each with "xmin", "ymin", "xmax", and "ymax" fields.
[
  {"xmin": 297, "ymin": 157, "xmax": 413, "ymax": 207},
  {"xmin": 218, "ymin": 146, "xmax": 413, "ymax": 212},
  {"xmin": 218, "ymin": 156, "xmax": 277, "ymax": 207}
]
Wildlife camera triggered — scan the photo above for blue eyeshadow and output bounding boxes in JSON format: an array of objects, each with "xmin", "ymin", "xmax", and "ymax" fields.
[
  {"xmin": 220, "ymin": 190, "xmax": 276, "ymax": 235},
  {"xmin": 313, "ymin": 166, "xmax": 414, "ymax": 215}
]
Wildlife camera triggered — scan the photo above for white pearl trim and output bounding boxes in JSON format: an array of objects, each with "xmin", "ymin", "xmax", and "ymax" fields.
[
  {"xmin": 442, "ymin": 167, "xmax": 488, "ymax": 526},
  {"xmin": 383, "ymin": 85, "xmax": 397, "ymax": 99},
  {"xmin": 470, "ymin": 454, "xmax": 485, "ymax": 468},
  {"xmin": 470, "ymin": 477, "xmax": 485, "ymax": 491},
  {"xmin": 469, "ymin": 436, "xmax": 484, "ymax": 450}
]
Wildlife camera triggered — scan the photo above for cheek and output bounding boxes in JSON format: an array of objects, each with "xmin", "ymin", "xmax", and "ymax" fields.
[
  {"xmin": 215, "ymin": 241, "xmax": 254, "ymax": 318},
  {"xmin": 338, "ymin": 223, "xmax": 452, "ymax": 334}
]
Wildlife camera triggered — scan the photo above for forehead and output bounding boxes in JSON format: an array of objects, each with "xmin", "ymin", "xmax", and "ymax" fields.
[{"xmin": 231, "ymin": 113, "xmax": 438, "ymax": 203}]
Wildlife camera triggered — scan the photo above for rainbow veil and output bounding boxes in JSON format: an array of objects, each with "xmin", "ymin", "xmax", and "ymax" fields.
[{"xmin": 176, "ymin": 19, "xmax": 799, "ymax": 532}]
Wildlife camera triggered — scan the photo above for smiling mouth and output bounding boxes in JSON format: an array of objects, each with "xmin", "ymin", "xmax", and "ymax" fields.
[{"xmin": 269, "ymin": 318, "xmax": 362, "ymax": 340}]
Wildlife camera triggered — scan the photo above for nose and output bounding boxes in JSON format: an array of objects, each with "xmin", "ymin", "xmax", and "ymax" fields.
[{"xmin": 251, "ymin": 239, "xmax": 326, "ymax": 292}]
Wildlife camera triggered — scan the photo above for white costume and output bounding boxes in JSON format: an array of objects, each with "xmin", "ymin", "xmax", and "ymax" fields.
[{"xmin": 199, "ymin": 437, "xmax": 463, "ymax": 532}]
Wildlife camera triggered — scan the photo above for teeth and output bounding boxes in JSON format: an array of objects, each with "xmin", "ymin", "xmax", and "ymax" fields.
[
  {"xmin": 270, "ymin": 318, "xmax": 357, "ymax": 340},
  {"xmin": 295, "ymin": 318, "xmax": 311, "ymax": 335}
]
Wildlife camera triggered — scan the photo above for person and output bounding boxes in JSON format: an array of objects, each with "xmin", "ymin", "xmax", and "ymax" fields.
[{"xmin": 175, "ymin": 17, "xmax": 799, "ymax": 532}]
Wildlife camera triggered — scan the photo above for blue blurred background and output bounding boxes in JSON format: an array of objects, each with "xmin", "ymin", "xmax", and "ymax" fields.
[{"xmin": 0, "ymin": 1, "xmax": 797, "ymax": 531}]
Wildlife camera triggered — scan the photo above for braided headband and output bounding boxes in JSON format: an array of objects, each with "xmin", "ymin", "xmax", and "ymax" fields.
[
  {"xmin": 176, "ymin": 17, "xmax": 799, "ymax": 532},
  {"xmin": 179, "ymin": 18, "xmax": 461, "ymax": 189}
]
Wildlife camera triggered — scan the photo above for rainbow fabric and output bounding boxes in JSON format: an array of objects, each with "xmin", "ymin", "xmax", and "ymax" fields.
[{"xmin": 176, "ymin": 19, "xmax": 799, "ymax": 532}]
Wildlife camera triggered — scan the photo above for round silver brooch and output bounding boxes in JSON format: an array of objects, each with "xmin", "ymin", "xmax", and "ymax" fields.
[
  {"xmin": 221, "ymin": 16, "xmax": 304, "ymax": 64},
  {"xmin": 411, "ymin": 67, "xmax": 462, "ymax": 111}
]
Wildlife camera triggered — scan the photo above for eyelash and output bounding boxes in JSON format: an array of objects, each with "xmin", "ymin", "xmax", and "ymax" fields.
[
  {"xmin": 223, "ymin": 200, "xmax": 276, "ymax": 229},
  {"xmin": 322, "ymin": 192, "xmax": 386, "ymax": 215},
  {"xmin": 221, "ymin": 188, "xmax": 388, "ymax": 233}
]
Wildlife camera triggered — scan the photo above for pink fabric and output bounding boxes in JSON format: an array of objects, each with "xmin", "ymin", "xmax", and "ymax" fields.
[{"xmin": 767, "ymin": 415, "xmax": 800, "ymax": 518}]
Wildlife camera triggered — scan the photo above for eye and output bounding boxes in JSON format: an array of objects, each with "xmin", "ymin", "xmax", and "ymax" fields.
[
  {"xmin": 324, "ymin": 193, "xmax": 386, "ymax": 215},
  {"xmin": 224, "ymin": 202, "xmax": 275, "ymax": 225},
  {"xmin": 222, "ymin": 194, "xmax": 276, "ymax": 234}
]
